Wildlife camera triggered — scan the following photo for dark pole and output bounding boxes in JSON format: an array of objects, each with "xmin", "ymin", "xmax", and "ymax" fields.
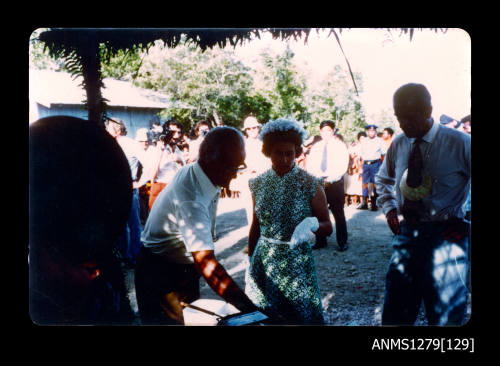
[{"xmin": 80, "ymin": 30, "xmax": 106, "ymax": 125}]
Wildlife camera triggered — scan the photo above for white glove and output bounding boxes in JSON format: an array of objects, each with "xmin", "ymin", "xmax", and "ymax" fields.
[{"xmin": 289, "ymin": 217, "xmax": 319, "ymax": 248}]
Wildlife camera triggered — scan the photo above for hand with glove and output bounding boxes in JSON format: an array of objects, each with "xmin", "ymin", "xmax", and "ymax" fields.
[{"xmin": 290, "ymin": 217, "xmax": 319, "ymax": 248}]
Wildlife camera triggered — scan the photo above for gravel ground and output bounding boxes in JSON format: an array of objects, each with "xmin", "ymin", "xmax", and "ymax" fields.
[{"xmin": 124, "ymin": 196, "xmax": 471, "ymax": 326}]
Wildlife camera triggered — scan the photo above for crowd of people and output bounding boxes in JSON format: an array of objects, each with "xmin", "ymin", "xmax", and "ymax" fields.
[{"xmin": 29, "ymin": 82, "xmax": 471, "ymax": 326}]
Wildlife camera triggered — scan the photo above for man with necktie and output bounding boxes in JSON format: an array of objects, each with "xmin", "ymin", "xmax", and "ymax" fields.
[
  {"xmin": 375, "ymin": 83, "xmax": 471, "ymax": 325},
  {"xmin": 307, "ymin": 120, "xmax": 350, "ymax": 251}
]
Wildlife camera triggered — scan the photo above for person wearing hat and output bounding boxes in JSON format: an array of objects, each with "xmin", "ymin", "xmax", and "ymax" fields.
[
  {"xmin": 135, "ymin": 126, "xmax": 157, "ymax": 181},
  {"xmin": 460, "ymin": 114, "xmax": 471, "ymax": 135},
  {"xmin": 233, "ymin": 116, "xmax": 271, "ymax": 245},
  {"xmin": 135, "ymin": 128, "xmax": 149, "ymax": 150},
  {"xmin": 439, "ymin": 114, "xmax": 461, "ymax": 129},
  {"xmin": 357, "ymin": 124, "xmax": 386, "ymax": 210}
]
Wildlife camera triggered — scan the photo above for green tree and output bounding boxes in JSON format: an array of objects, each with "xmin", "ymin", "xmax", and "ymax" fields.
[
  {"xmin": 133, "ymin": 41, "xmax": 260, "ymax": 131},
  {"xmin": 29, "ymin": 29, "xmax": 66, "ymax": 70},
  {"xmin": 215, "ymin": 91, "xmax": 273, "ymax": 127},
  {"xmin": 306, "ymin": 65, "xmax": 366, "ymax": 143},
  {"xmin": 259, "ymin": 45, "xmax": 309, "ymax": 122},
  {"xmin": 100, "ymin": 46, "xmax": 145, "ymax": 81},
  {"xmin": 31, "ymin": 30, "xmax": 145, "ymax": 82}
]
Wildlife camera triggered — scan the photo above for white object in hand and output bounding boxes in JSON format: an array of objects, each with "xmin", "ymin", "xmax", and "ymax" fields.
[
  {"xmin": 289, "ymin": 217, "xmax": 319, "ymax": 248},
  {"xmin": 242, "ymin": 256, "xmax": 250, "ymax": 270}
]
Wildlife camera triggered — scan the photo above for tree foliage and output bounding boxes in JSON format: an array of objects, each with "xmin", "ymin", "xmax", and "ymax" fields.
[
  {"xmin": 32, "ymin": 28, "xmax": 448, "ymax": 139},
  {"xmin": 305, "ymin": 65, "xmax": 366, "ymax": 142},
  {"xmin": 34, "ymin": 28, "xmax": 447, "ymax": 124},
  {"xmin": 132, "ymin": 41, "xmax": 261, "ymax": 130},
  {"xmin": 31, "ymin": 35, "xmax": 369, "ymax": 142},
  {"xmin": 100, "ymin": 46, "xmax": 144, "ymax": 81},
  {"xmin": 259, "ymin": 45, "xmax": 309, "ymax": 122}
]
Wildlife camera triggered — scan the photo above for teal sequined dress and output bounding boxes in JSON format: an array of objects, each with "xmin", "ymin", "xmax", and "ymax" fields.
[{"xmin": 245, "ymin": 164, "xmax": 324, "ymax": 324}]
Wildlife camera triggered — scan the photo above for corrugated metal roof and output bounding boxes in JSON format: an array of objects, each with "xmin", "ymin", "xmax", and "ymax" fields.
[{"xmin": 29, "ymin": 69, "xmax": 169, "ymax": 109}]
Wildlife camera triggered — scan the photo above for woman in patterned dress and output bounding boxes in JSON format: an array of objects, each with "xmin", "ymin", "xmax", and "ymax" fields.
[{"xmin": 245, "ymin": 119, "xmax": 333, "ymax": 325}]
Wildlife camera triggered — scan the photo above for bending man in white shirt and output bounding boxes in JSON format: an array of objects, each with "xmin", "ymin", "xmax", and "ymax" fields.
[{"xmin": 136, "ymin": 126, "xmax": 259, "ymax": 325}]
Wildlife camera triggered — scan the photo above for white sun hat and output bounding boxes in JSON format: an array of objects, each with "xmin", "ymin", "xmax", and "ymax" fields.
[
  {"xmin": 135, "ymin": 128, "xmax": 149, "ymax": 142},
  {"xmin": 243, "ymin": 116, "xmax": 260, "ymax": 130}
]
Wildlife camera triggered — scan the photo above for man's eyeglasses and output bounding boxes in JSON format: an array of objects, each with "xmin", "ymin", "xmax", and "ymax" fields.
[{"xmin": 224, "ymin": 162, "xmax": 247, "ymax": 173}]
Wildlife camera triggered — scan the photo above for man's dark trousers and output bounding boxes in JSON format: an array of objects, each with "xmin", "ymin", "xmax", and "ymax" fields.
[
  {"xmin": 316, "ymin": 177, "xmax": 348, "ymax": 248},
  {"xmin": 381, "ymin": 220, "xmax": 469, "ymax": 325}
]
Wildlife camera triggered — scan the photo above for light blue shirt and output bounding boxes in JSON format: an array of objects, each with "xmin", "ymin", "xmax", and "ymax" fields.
[
  {"xmin": 141, "ymin": 162, "xmax": 221, "ymax": 264},
  {"xmin": 375, "ymin": 119, "xmax": 471, "ymax": 221},
  {"xmin": 360, "ymin": 136, "xmax": 385, "ymax": 161}
]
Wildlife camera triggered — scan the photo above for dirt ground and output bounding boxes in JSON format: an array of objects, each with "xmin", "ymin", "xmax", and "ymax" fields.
[{"xmin": 124, "ymin": 195, "xmax": 471, "ymax": 326}]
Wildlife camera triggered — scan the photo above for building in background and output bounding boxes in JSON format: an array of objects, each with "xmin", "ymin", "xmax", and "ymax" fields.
[{"xmin": 29, "ymin": 69, "xmax": 169, "ymax": 138}]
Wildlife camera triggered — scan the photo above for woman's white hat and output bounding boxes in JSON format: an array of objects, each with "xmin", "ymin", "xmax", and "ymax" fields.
[{"xmin": 243, "ymin": 116, "xmax": 260, "ymax": 130}]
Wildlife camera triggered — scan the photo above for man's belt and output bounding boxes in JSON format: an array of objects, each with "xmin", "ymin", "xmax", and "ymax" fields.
[{"xmin": 363, "ymin": 159, "xmax": 381, "ymax": 165}]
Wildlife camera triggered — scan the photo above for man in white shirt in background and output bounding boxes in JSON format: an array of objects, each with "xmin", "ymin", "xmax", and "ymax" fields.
[
  {"xmin": 375, "ymin": 83, "xmax": 471, "ymax": 325},
  {"xmin": 307, "ymin": 120, "xmax": 350, "ymax": 252},
  {"xmin": 135, "ymin": 126, "xmax": 259, "ymax": 325},
  {"xmin": 358, "ymin": 124, "xmax": 385, "ymax": 211},
  {"xmin": 106, "ymin": 117, "xmax": 150, "ymax": 267}
]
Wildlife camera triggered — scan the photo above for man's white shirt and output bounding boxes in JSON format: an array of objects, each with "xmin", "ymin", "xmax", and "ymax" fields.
[
  {"xmin": 307, "ymin": 138, "xmax": 349, "ymax": 183},
  {"xmin": 115, "ymin": 135, "xmax": 151, "ymax": 187},
  {"xmin": 359, "ymin": 136, "xmax": 385, "ymax": 161},
  {"xmin": 141, "ymin": 162, "xmax": 220, "ymax": 264}
]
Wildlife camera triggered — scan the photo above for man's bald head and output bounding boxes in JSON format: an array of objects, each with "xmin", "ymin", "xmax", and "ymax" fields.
[{"xmin": 198, "ymin": 126, "xmax": 246, "ymax": 189}]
